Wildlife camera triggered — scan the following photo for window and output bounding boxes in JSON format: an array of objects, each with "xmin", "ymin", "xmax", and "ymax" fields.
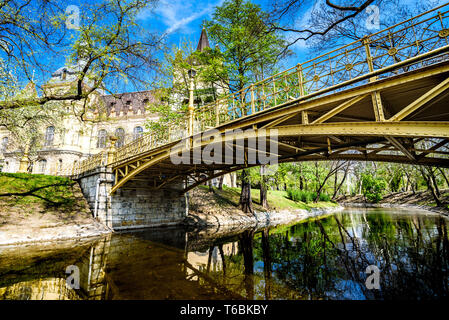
[
  {"xmin": 115, "ymin": 128, "xmax": 125, "ymax": 148},
  {"xmin": 44, "ymin": 126, "xmax": 55, "ymax": 146},
  {"xmin": 108, "ymin": 102, "xmax": 115, "ymax": 116},
  {"xmin": 124, "ymin": 101, "xmax": 131, "ymax": 115},
  {"xmin": 133, "ymin": 126, "xmax": 143, "ymax": 140},
  {"xmin": 1, "ymin": 137, "xmax": 8, "ymax": 153},
  {"xmin": 97, "ymin": 129, "xmax": 108, "ymax": 148},
  {"xmin": 38, "ymin": 159, "xmax": 47, "ymax": 174},
  {"xmin": 61, "ymin": 68, "xmax": 67, "ymax": 80},
  {"xmin": 58, "ymin": 159, "xmax": 63, "ymax": 173},
  {"xmin": 72, "ymin": 131, "xmax": 79, "ymax": 146}
]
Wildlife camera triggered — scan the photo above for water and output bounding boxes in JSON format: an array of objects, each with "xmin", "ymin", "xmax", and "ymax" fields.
[{"xmin": 0, "ymin": 208, "xmax": 448, "ymax": 300}]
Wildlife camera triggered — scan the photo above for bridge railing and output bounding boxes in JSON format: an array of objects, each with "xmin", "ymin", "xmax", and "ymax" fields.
[
  {"xmin": 191, "ymin": 2, "xmax": 449, "ymax": 132},
  {"xmin": 74, "ymin": 3, "xmax": 449, "ymax": 174}
]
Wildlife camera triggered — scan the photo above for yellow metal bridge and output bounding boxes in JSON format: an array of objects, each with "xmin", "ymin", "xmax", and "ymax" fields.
[{"xmin": 72, "ymin": 4, "xmax": 449, "ymax": 194}]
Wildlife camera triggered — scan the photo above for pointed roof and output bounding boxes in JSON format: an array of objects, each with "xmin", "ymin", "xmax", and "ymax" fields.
[{"xmin": 196, "ymin": 28, "xmax": 210, "ymax": 52}]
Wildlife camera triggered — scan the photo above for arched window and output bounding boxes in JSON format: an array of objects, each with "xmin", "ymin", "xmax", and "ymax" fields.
[
  {"xmin": 97, "ymin": 129, "xmax": 108, "ymax": 149},
  {"xmin": 1, "ymin": 137, "xmax": 8, "ymax": 153},
  {"xmin": 44, "ymin": 126, "xmax": 55, "ymax": 146},
  {"xmin": 115, "ymin": 128, "xmax": 125, "ymax": 148},
  {"xmin": 133, "ymin": 126, "xmax": 143, "ymax": 140},
  {"xmin": 38, "ymin": 159, "xmax": 47, "ymax": 174}
]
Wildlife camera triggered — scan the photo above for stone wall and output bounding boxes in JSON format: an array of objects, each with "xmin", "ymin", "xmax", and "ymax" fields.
[{"xmin": 77, "ymin": 167, "xmax": 188, "ymax": 230}]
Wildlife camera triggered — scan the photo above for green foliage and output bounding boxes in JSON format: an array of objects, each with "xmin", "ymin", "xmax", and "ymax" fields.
[
  {"xmin": 287, "ymin": 189, "xmax": 313, "ymax": 203},
  {"xmin": 0, "ymin": 173, "xmax": 76, "ymax": 207},
  {"xmin": 203, "ymin": 0, "xmax": 291, "ymax": 91},
  {"xmin": 361, "ymin": 173, "xmax": 388, "ymax": 203},
  {"xmin": 286, "ymin": 188, "xmax": 331, "ymax": 203},
  {"xmin": 390, "ymin": 169, "xmax": 403, "ymax": 192}
]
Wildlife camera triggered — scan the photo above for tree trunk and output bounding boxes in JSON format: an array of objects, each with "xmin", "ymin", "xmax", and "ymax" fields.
[
  {"xmin": 208, "ymin": 179, "xmax": 213, "ymax": 192},
  {"xmin": 240, "ymin": 169, "xmax": 253, "ymax": 213},
  {"xmin": 218, "ymin": 175, "xmax": 224, "ymax": 190},
  {"xmin": 259, "ymin": 167, "xmax": 269, "ymax": 208},
  {"xmin": 298, "ymin": 164, "xmax": 303, "ymax": 190},
  {"xmin": 260, "ymin": 182, "xmax": 268, "ymax": 209},
  {"xmin": 429, "ymin": 168, "xmax": 441, "ymax": 197},
  {"xmin": 332, "ymin": 163, "xmax": 349, "ymax": 200},
  {"xmin": 420, "ymin": 166, "xmax": 442, "ymax": 207},
  {"xmin": 438, "ymin": 168, "xmax": 449, "ymax": 189}
]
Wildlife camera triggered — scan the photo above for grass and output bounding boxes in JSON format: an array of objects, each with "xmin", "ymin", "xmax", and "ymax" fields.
[
  {"xmin": 199, "ymin": 185, "xmax": 338, "ymax": 212},
  {"xmin": 0, "ymin": 172, "xmax": 78, "ymax": 209}
]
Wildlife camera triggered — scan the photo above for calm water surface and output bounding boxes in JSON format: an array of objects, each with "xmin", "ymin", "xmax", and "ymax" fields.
[{"xmin": 0, "ymin": 208, "xmax": 448, "ymax": 300}]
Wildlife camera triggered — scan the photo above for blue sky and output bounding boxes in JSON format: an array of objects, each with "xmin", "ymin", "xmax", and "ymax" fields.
[
  {"xmin": 13, "ymin": 0, "xmax": 444, "ymax": 91},
  {"xmin": 142, "ymin": 0, "xmax": 314, "ymax": 57}
]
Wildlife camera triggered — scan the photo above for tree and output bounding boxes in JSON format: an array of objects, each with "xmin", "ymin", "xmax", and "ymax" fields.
[
  {"xmin": 0, "ymin": 0, "xmax": 161, "ymax": 114},
  {"xmin": 145, "ymin": 39, "xmax": 223, "ymax": 140},
  {"xmin": 267, "ymin": 0, "xmax": 437, "ymax": 53},
  {"xmin": 202, "ymin": 0, "xmax": 291, "ymax": 213}
]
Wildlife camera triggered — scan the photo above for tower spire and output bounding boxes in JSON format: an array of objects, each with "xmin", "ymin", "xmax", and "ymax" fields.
[{"xmin": 196, "ymin": 28, "xmax": 210, "ymax": 52}]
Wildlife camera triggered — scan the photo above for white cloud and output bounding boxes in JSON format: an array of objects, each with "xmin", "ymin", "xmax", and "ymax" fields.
[{"xmin": 138, "ymin": 0, "xmax": 224, "ymax": 36}]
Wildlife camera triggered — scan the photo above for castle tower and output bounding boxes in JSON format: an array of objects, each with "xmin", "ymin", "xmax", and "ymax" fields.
[{"xmin": 196, "ymin": 28, "xmax": 210, "ymax": 52}]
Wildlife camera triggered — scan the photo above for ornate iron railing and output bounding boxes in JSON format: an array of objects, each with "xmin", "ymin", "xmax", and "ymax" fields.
[{"xmin": 72, "ymin": 3, "xmax": 449, "ymax": 175}]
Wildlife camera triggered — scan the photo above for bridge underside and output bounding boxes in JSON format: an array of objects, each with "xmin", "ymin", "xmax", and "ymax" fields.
[{"xmin": 110, "ymin": 62, "xmax": 449, "ymax": 194}]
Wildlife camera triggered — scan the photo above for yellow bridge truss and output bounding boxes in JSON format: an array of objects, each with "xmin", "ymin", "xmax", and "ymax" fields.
[{"xmin": 71, "ymin": 3, "xmax": 449, "ymax": 194}]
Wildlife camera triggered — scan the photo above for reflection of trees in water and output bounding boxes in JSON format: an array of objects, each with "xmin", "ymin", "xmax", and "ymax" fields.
[
  {"xmin": 362, "ymin": 213, "xmax": 449, "ymax": 299},
  {"xmin": 259, "ymin": 212, "xmax": 449, "ymax": 299}
]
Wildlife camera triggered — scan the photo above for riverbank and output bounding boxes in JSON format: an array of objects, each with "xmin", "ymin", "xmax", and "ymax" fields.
[
  {"xmin": 336, "ymin": 189, "xmax": 449, "ymax": 216},
  {"xmin": 185, "ymin": 186, "xmax": 343, "ymax": 232},
  {"xmin": 0, "ymin": 173, "xmax": 111, "ymax": 246}
]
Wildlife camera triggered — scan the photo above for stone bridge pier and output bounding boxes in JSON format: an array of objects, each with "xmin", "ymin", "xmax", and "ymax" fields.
[{"xmin": 77, "ymin": 167, "xmax": 188, "ymax": 230}]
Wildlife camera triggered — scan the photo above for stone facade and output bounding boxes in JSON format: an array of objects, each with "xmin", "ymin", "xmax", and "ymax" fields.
[{"xmin": 78, "ymin": 167, "xmax": 188, "ymax": 230}]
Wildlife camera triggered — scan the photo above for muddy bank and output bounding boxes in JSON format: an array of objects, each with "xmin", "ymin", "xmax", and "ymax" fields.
[
  {"xmin": 185, "ymin": 205, "xmax": 344, "ymax": 235},
  {"xmin": 338, "ymin": 202, "xmax": 449, "ymax": 216},
  {"xmin": 0, "ymin": 221, "xmax": 111, "ymax": 246},
  {"xmin": 336, "ymin": 189, "xmax": 449, "ymax": 217}
]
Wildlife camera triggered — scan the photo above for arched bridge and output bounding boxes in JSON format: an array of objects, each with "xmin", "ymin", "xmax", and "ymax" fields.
[{"xmin": 73, "ymin": 4, "xmax": 449, "ymax": 199}]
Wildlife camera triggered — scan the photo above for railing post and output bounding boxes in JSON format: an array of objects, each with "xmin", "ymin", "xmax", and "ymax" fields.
[
  {"xmin": 107, "ymin": 136, "xmax": 118, "ymax": 166},
  {"xmin": 250, "ymin": 85, "xmax": 255, "ymax": 114},
  {"xmin": 363, "ymin": 36, "xmax": 377, "ymax": 82},
  {"xmin": 215, "ymin": 100, "xmax": 220, "ymax": 126},
  {"xmin": 187, "ymin": 69, "xmax": 196, "ymax": 138},
  {"xmin": 296, "ymin": 63, "xmax": 305, "ymax": 96}
]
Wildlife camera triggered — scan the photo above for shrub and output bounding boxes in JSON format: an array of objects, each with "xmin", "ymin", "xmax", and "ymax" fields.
[
  {"xmin": 361, "ymin": 173, "xmax": 387, "ymax": 203},
  {"xmin": 318, "ymin": 193, "xmax": 331, "ymax": 202},
  {"xmin": 287, "ymin": 189, "xmax": 326, "ymax": 203}
]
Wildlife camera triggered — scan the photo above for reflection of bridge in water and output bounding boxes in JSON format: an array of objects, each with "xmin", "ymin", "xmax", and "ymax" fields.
[
  {"xmin": 0, "ymin": 227, "xmax": 257, "ymax": 300},
  {"xmin": 65, "ymin": 4, "xmax": 449, "ymax": 230}
]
